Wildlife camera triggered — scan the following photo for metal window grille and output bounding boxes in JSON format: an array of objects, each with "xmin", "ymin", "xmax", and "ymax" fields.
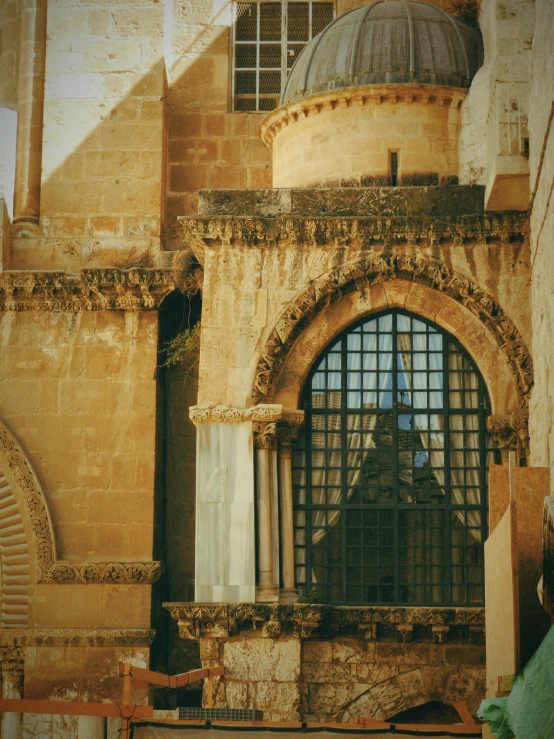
[
  {"xmin": 292, "ymin": 310, "xmax": 498, "ymax": 607},
  {"xmin": 232, "ymin": 1, "xmax": 334, "ymax": 112}
]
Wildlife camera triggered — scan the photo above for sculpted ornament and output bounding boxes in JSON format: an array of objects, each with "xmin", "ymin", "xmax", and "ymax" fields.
[
  {"xmin": 0, "ymin": 420, "xmax": 161, "ymax": 585},
  {"xmin": 252, "ymin": 254, "xmax": 533, "ymax": 409},
  {"xmin": 0, "ymin": 268, "xmax": 177, "ymax": 312},
  {"xmin": 164, "ymin": 602, "xmax": 484, "ymax": 643},
  {"xmin": 0, "ymin": 629, "xmax": 155, "ymax": 648},
  {"xmin": 189, "ymin": 404, "xmax": 282, "ymax": 425}
]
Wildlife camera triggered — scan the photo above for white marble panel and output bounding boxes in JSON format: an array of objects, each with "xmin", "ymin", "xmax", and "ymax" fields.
[{"xmin": 195, "ymin": 422, "xmax": 256, "ymax": 603}]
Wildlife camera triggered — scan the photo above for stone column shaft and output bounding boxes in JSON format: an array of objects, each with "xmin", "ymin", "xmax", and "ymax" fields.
[
  {"xmin": 13, "ymin": 0, "xmax": 47, "ymax": 224},
  {"xmin": 254, "ymin": 420, "xmax": 279, "ymax": 602},
  {"xmin": 279, "ymin": 444, "xmax": 296, "ymax": 596}
]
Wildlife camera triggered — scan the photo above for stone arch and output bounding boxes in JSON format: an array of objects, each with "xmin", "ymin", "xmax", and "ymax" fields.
[
  {"xmin": 0, "ymin": 420, "xmax": 57, "ymax": 627},
  {"xmin": 252, "ymin": 254, "xmax": 531, "ymax": 415}
]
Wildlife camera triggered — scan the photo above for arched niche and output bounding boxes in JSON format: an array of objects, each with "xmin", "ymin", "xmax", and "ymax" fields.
[
  {"xmin": 252, "ymin": 258, "xmax": 529, "ymax": 418},
  {"xmin": 0, "ymin": 420, "xmax": 57, "ymax": 627}
]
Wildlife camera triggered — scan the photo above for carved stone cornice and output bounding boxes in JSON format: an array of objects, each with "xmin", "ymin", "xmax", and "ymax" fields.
[
  {"xmin": 164, "ymin": 602, "xmax": 484, "ymax": 643},
  {"xmin": 250, "ymin": 254, "xmax": 532, "ymax": 409},
  {"xmin": 189, "ymin": 404, "xmax": 282, "ymax": 425},
  {"xmin": 0, "ymin": 268, "xmax": 176, "ymax": 312},
  {"xmin": 180, "ymin": 213, "xmax": 528, "ymax": 261},
  {"xmin": 41, "ymin": 561, "xmax": 162, "ymax": 585},
  {"xmin": 253, "ymin": 421, "xmax": 277, "ymax": 450},
  {"xmin": 0, "ymin": 421, "xmax": 161, "ymax": 586},
  {"xmin": 0, "ymin": 629, "xmax": 155, "ymax": 648},
  {"xmin": 259, "ymin": 84, "xmax": 468, "ymax": 149}
]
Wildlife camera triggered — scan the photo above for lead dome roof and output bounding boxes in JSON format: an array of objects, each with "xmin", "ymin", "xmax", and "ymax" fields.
[{"xmin": 281, "ymin": 0, "xmax": 483, "ymax": 106}]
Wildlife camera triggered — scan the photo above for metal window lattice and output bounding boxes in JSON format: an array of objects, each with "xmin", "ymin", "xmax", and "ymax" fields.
[
  {"xmin": 292, "ymin": 310, "xmax": 497, "ymax": 607},
  {"xmin": 178, "ymin": 708, "xmax": 264, "ymax": 720},
  {"xmin": 233, "ymin": 1, "xmax": 334, "ymax": 112}
]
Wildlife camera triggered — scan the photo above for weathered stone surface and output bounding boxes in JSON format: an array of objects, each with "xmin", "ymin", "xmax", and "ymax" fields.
[
  {"xmin": 224, "ymin": 637, "xmax": 300, "ymax": 682},
  {"xmin": 255, "ymin": 681, "xmax": 300, "ymax": 720},
  {"xmin": 198, "ymin": 185, "xmax": 485, "ymax": 218}
]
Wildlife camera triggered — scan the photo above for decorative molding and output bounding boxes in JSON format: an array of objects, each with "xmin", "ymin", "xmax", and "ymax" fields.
[
  {"xmin": 0, "ymin": 268, "xmax": 176, "ymax": 312},
  {"xmin": 258, "ymin": 84, "xmax": 468, "ymax": 148},
  {"xmin": 0, "ymin": 629, "xmax": 155, "ymax": 648},
  {"xmin": 253, "ymin": 421, "xmax": 277, "ymax": 450},
  {"xmin": 0, "ymin": 647, "xmax": 24, "ymax": 674},
  {"xmin": 277, "ymin": 411, "xmax": 305, "ymax": 449},
  {"xmin": 41, "ymin": 561, "xmax": 162, "ymax": 585},
  {"xmin": 189, "ymin": 404, "xmax": 282, "ymax": 425},
  {"xmin": 0, "ymin": 420, "xmax": 161, "ymax": 586},
  {"xmin": 487, "ymin": 411, "xmax": 530, "ymax": 463},
  {"xmin": 250, "ymin": 254, "xmax": 532, "ymax": 409},
  {"xmin": 164, "ymin": 602, "xmax": 484, "ymax": 643},
  {"xmin": 180, "ymin": 212, "xmax": 528, "ymax": 262}
]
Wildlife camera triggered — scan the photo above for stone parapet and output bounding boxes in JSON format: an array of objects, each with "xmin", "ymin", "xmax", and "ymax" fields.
[
  {"xmin": 164, "ymin": 602, "xmax": 484, "ymax": 644},
  {"xmin": 198, "ymin": 186, "xmax": 486, "ymax": 218}
]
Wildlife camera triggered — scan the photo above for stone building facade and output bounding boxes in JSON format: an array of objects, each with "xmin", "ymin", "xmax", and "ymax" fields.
[{"xmin": 0, "ymin": 0, "xmax": 552, "ymax": 737}]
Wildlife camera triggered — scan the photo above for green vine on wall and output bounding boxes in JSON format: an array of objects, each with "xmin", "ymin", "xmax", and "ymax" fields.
[{"xmin": 159, "ymin": 322, "xmax": 201, "ymax": 374}]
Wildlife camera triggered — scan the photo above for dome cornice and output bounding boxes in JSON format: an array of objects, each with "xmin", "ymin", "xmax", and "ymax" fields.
[{"xmin": 260, "ymin": 83, "xmax": 467, "ymax": 149}]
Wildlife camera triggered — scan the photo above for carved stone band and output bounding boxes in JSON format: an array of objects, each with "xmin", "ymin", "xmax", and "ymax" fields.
[
  {"xmin": 189, "ymin": 404, "xmax": 282, "ymax": 425},
  {"xmin": 40, "ymin": 561, "xmax": 162, "ymax": 585},
  {"xmin": 164, "ymin": 602, "xmax": 484, "ymax": 643},
  {"xmin": 0, "ymin": 268, "xmax": 176, "ymax": 312},
  {"xmin": 0, "ymin": 629, "xmax": 155, "ymax": 648}
]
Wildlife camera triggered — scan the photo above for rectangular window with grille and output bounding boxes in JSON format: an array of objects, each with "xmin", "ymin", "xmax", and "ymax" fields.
[{"xmin": 233, "ymin": 1, "xmax": 335, "ymax": 113}]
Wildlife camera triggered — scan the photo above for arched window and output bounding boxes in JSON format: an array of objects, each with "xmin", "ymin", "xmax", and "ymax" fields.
[{"xmin": 292, "ymin": 310, "xmax": 496, "ymax": 606}]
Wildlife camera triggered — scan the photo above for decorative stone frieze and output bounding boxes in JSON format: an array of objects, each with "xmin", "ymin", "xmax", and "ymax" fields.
[
  {"xmin": 0, "ymin": 648, "xmax": 24, "ymax": 674},
  {"xmin": 180, "ymin": 212, "xmax": 528, "ymax": 260},
  {"xmin": 0, "ymin": 629, "xmax": 155, "ymax": 648},
  {"xmin": 189, "ymin": 403, "xmax": 282, "ymax": 425},
  {"xmin": 250, "ymin": 253, "xmax": 532, "ymax": 409},
  {"xmin": 0, "ymin": 268, "xmax": 176, "ymax": 312},
  {"xmin": 0, "ymin": 420, "xmax": 161, "ymax": 586},
  {"xmin": 164, "ymin": 602, "xmax": 484, "ymax": 644}
]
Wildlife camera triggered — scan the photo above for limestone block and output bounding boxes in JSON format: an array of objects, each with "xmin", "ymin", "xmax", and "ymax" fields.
[
  {"xmin": 224, "ymin": 638, "xmax": 300, "ymax": 683},
  {"xmin": 255, "ymin": 681, "xmax": 300, "ymax": 720},
  {"xmin": 347, "ymin": 691, "xmax": 385, "ymax": 721},
  {"xmin": 302, "ymin": 640, "xmax": 332, "ymax": 663}
]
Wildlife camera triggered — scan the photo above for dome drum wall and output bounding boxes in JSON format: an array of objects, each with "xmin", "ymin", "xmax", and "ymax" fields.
[
  {"xmin": 264, "ymin": 85, "xmax": 465, "ymax": 189},
  {"xmin": 262, "ymin": 0, "xmax": 482, "ymax": 189}
]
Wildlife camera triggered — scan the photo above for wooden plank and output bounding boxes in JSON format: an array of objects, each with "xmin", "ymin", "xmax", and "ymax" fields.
[
  {"xmin": 0, "ymin": 699, "xmax": 153, "ymax": 719},
  {"xmin": 454, "ymin": 702, "xmax": 481, "ymax": 727}
]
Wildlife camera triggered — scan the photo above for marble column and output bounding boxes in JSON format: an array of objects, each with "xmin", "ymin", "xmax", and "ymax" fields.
[
  {"xmin": 254, "ymin": 420, "xmax": 279, "ymax": 602},
  {"xmin": 190, "ymin": 404, "xmax": 281, "ymax": 603},
  {"xmin": 78, "ymin": 716, "xmax": 106, "ymax": 739},
  {"xmin": 278, "ymin": 411, "xmax": 304, "ymax": 602},
  {"xmin": 13, "ymin": 0, "xmax": 47, "ymax": 225},
  {"xmin": 1, "ymin": 648, "xmax": 24, "ymax": 739}
]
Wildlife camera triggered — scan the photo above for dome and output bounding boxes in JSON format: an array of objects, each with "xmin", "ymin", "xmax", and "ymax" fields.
[{"xmin": 281, "ymin": 0, "xmax": 483, "ymax": 106}]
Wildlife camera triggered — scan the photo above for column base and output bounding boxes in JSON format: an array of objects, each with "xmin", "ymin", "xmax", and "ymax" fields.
[
  {"xmin": 279, "ymin": 588, "xmax": 298, "ymax": 603},
  {"xmin": 256, "ymin": 585, "xmax": 280, "ymax": 602}
]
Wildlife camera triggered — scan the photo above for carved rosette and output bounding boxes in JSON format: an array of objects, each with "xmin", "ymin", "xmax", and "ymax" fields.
[
  {"xmin": 0, "ymin": 629, "xmax": 155, "ymax": 648},
  {"xmin": 0, "ymin": 268, "xmax": 177, "ymax": 312},
  {"xmin": 42, "ymin": 561, "xmax": 162, "ymax": 585},
  {"xmin": 164, "ymin": 602, "xmax": 484, "ymax": 644},
  {"xmin": 247, "ymin": 253, "xmax": 532, "ymax": 410}
]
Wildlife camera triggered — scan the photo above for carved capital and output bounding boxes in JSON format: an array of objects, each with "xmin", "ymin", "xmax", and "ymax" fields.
[
  {"xmin": 0, "ymin": 648, "xmax": 24, "ymax": 675},
  {"xmin": 189, "ymin": 404, "xmax": 282, "ymax": 425},
  {"xmin": 278, "ymin": 411, "xmax": 305, "ymax": 450},
  {"xmin": 510, "ymin": 409, "xmax": 530, "ymax": 458},
  {"xmin": 253, "ymin": 421, "xmax": 277, "ymax": 449},
  {"xmin": 486, "ymin": 416, "xmax": 517, "ymax": 462}
]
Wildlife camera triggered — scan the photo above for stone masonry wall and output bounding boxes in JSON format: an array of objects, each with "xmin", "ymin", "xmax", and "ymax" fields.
[
  {"xmin": 529, "ymin": 0, "xmax": 554, "ymax": 479},
  {"xmin": 200, "ymin": 634, "xmax": 485, "ymax": 723},
  {"xmin": 10, "ymin": 0, "xmax": 165, "ymax": 271},
  {"xmin": 0, "ymin": 309, "xmax": 158, "ymax": 628}
]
